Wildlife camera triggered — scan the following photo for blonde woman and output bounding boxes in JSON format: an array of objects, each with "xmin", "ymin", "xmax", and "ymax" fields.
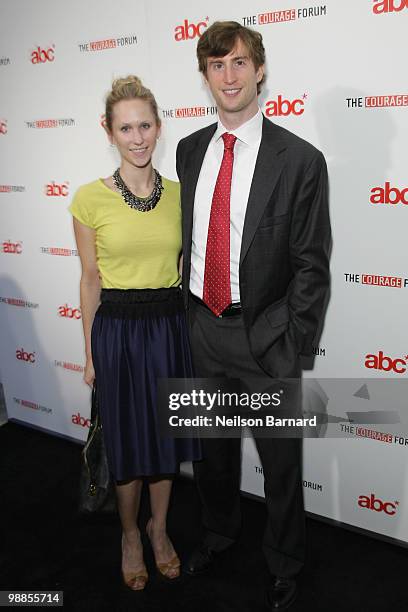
[{"xmin": 70, "ymin": 76, "xmax": 200, "ymax": 590}]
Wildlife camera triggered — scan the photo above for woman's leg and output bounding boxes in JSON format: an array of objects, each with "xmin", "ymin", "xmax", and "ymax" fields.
[
  {"xmin": 147, "ymin": 478, "xmax": 180, "ymax": 578},
  {"xmin": 116, "ymin": 479, "xmax": 147, "ymax": 589}
]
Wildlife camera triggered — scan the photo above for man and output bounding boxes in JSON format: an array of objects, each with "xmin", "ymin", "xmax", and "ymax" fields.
[{"xmin": 176, "ymin": 21, "xmax": 330, "ymax": 611}]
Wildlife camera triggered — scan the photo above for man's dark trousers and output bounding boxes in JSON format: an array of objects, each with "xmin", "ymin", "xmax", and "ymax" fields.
[{"xmin": 189, "ymin": 298, "xmax": 305, "ymax": 578}]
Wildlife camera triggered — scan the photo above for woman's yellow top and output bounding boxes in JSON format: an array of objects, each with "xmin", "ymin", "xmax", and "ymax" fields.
[{"xmin": 69, "ymin": 177, "xmax": 181, "ymax": 289}]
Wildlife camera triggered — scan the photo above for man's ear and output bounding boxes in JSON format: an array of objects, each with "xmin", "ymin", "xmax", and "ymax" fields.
[{"xmin": 256, "ymin": 64, "xmax": 265, "ymax": 84}]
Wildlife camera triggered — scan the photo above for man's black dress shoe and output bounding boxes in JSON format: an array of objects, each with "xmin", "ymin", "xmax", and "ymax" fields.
[
  {"xmin": 184, "ymin": 545, "xmax": 216, "ymax": 575},
  {"xmin": 265, "ymin": 576, "xmax": 297, "ymax": 610}
]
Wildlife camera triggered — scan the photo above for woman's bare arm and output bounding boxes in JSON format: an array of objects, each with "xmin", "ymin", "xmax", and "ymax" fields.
[{"xmin": 73, "ymin": 217, "xmax": 101, "ymax": 386}]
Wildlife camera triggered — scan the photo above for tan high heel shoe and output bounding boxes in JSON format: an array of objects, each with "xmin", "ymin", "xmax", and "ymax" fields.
[
  {"xmin": 121, "ymin": 533, "xmax": 148, "ymax": 590},
  {"xmin": 146, "ymin": 518, "xmax": 181, "ymax": 580}
]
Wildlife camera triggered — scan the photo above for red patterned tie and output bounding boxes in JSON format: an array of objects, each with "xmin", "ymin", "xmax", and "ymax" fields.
[{"xmin": 203, "ymin": 132, "xmax": 237, "ymax": 316}]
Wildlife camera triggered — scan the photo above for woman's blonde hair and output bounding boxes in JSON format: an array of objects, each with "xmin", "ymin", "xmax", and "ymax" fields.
[{"xmin": 105, "ymin": 75, "xmax": 161, "ymax": 131}]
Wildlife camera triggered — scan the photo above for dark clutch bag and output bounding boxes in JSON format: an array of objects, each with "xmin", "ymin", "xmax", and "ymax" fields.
[{"xmin": 78, "ymin": 383, "xmax": 116, "ymax": 513}]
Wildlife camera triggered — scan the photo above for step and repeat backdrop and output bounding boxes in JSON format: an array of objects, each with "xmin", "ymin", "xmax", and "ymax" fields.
[{"xmin": 0, "ymin": 0, "xmax": 407, "ymax": 542}]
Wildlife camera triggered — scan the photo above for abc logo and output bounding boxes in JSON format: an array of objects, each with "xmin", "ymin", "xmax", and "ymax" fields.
[
  {"xmin": 265, "ymin": 95, "xmax": 305, "ymax": 117},
  {"xmin": 72, "ymin": 413, "xmax": 91, "ymax": 428},
  {"xmin": 31, "ymin": 46, "xmax": 55, "ymax": 64},
  {"xmin": 0, "ymin": 120, "xmax": 7, "ymax": 135},
  {"xmin": 58, "ymin": 304, "xmax": 81, "ymax": 319},
  {"xmin": 16, "ymin": 348, "xmax": 36, "ymax": 363},
  {"xmin": 365, "ymin": 351, "xmax": 407, "ymax": 374},
  {"xmin": 174, "ymin": 19, "xmax": 208, "ymax": 41},
  {"xmin": 2, "ymin": 241, "xmax": 22, "ymax": 254},
  {"xmin": 370, "ymin": 182, "xmax": 408, "ymax": 205},
  {"xmin": 358, "ymin": 494, "xmax": 398, "ymax": 516},
  {"xmin": 45, "ymin": 182, "xmax": 69, "ymax": 197},
  {"xmin": 373, "ymin": 0, "xmax": 408, "ymax": 13}
]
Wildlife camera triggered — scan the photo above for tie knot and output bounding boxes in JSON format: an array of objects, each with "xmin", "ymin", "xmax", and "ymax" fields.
[{"xmin": 222, "ymin": 132, "xmax": 237, "ymax": 150}]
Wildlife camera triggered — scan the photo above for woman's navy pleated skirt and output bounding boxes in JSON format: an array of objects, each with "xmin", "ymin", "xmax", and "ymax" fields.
[{"xmin": 91, "ymin": 287, "xmax": 201, "ymax": 481}]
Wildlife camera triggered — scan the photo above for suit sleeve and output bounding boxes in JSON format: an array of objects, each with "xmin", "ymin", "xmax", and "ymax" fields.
[
  {"xmin": 288, "ymin": 151, "xmax": 331, "ymax": 356},
  {"xmin": 176, "ymin": 139, "xmax": 184, "ymax": 182}
]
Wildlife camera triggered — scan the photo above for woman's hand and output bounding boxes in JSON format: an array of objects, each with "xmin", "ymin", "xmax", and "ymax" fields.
[{"xmin": 84, "ymin": 357, "xmax": 95, "ymax": 387}]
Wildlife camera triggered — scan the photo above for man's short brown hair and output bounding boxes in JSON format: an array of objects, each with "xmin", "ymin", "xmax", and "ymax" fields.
[{"xmin": 197, "ymin": 21, "xmax": 266, "ymax": 94}]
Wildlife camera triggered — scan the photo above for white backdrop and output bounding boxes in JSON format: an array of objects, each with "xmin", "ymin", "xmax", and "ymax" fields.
[{"xmin": 1, "ymin": 0, "xmax": 407, "ymax": 543}]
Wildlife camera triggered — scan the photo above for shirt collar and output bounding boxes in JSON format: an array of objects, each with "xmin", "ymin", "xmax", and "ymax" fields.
[{"xmin": 214, "ymin": 108, "xmax": 262, "ymax": 147}]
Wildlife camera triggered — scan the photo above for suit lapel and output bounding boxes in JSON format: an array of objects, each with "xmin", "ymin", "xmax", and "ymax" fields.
[
  {"xmin": 182, "ymin": 124, "xmax": 216, "ymax": 257},
  {"xmin": 239, "ymin": 117, "xmax": 287, "ymax": 265}
]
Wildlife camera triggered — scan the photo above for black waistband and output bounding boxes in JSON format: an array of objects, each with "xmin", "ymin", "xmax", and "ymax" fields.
[
  {"xmin": 189, "ymin": 292, "xmax": 242, "ymax": 318},
  {"xmin": 100, "ymin": 287, "xmax": 182, "ymax": 304},
  {"xmin": 97, "ymin": 287, "xmax": 183, "ymax": 318}
]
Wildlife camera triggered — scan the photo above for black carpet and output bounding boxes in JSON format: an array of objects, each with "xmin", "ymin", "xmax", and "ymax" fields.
[{"xmin": 1, "ymin": 421, "xmax": 407, "ymax": 611}]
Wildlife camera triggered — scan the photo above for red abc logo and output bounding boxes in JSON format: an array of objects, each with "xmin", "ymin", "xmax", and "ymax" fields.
[
  {"xmin": 2, "ymin": 240, "xmax": 22, "ymax": 254},
  {"xmin": 0, "ymin": 120, "xmax": 7, "ymax": 134},
  {"xmin": 45, "ymin": 181, "xmax": 69, "ymax": 197},
  {"xmin": 373, "ymin": 0, "xmax": 408, "ymax": 13},
  {"xmin": 58, "ymin": 304, "xmax": 82, "ymax": 320},
  {"xmin": 31, "ymin": 45, "xmax": 55, "ymax": 64},
  {"xmin": 365, "ymin": 351, "xmax": 407, "ymax": 374},
  {"xmin": 358, "ymin": 494, "xmax": 398, "ymax": 516},
  {"xmin": 265, "ymin": 95, "xmax": 305, "ymax": 117},
  {"xmin": 370, "ymin": 182, "xmax": 408, "ymax": 205},
  {"xmin": 72, "ymin": 412, "xmax": 91, "ymax": 428},
  {"xmin": 16, "ymin": 348, "xmax": 36, "ymax": 363},
  {"xmin": 174, "ymin": 18, "xmax": 208, "ymax": 41}
]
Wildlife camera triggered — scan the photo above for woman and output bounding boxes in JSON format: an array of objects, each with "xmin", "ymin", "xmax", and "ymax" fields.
[{"xmin": 70, "ymin": 76, "xmax": 200, "ymax": 590}]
